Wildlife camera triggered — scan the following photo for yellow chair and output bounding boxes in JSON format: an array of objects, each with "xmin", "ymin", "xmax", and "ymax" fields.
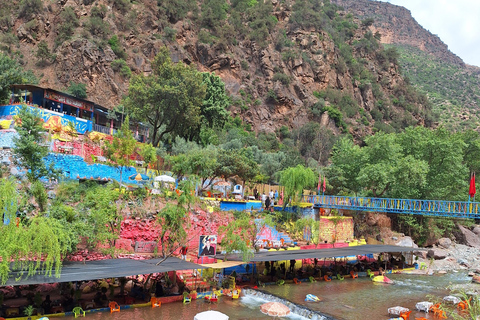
[
  {"xmin": 109, "ymin": 301, "xmax": 120, "ymax": 313},
  {"xmin": 73, "ymin": 307, "xmax": 85, "ymax": 318},
  {"xmin": 367, "ymin": 269, "xmax": 374, "ymax": 278}
]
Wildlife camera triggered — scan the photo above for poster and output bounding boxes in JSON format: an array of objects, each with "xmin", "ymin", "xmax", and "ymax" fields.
[{"xmin": 198, "ymin": 235, "xmax": 217, "ymax": 256}]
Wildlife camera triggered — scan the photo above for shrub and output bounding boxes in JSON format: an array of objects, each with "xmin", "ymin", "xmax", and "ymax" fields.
[
  {"xmin": 86, "ymin": 16, "xmax": 110, "ymax": 39},
  {"xmin": 113, "ymin": 0, "xmax": 130, "ymax": 13},
  {"xmin": 240, "ymin": 60, "xmax": 249, "ymax": 70},
  {"xmin": 108, "ymin": 35, "xmax": 127, "ymax": 59},
  {"xmin": 111, "ymin": 59, "xmax": 131, "ymax": 78},
  {"xmin": 18, "ymin": 0, "xmax": 43, "ymax": 20},
  {"xmin": 67, "ymin": 82, "xmax": 87, "ymax": 99},
  {"xmin": 272, "ymin": 73, "xmax": 290, "ymax": 86},
  {"xmin": 266, "ymin": 89, "xmax": 278, "ymax": 102},
  {"xmin": 55, "ymin": 7, "xmax": 79, "ymax": 48},
  {"xmin": 163, "ymin": 26, "xmax": 177, "ymax": 41}
]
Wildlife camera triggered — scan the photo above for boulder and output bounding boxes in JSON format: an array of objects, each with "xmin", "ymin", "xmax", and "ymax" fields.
[
  {"xmin": 437, "ymin": 238, "xmax": 452, "ymax": 249},
  {"xmin": 473, "ymin": 226, "xmax": 480, "ymax": 237},
  {"xmin": 395, "ymin": 236, "xmax": 418, "ymax": 248},
  {"xmin": 427, "ymin": 248, "xmax": 448, "ymax": 260},
  {"xmin": 456, "ymin": 225, "xmax": 480, "ymax": 249},
  {"xmin": 413, "ymin": 250, "xmax": 427, "ymax": 259}
]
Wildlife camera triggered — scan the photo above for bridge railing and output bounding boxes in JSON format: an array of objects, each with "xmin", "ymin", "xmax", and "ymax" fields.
[{"xmin": 302, "ymin": 195, "xmax": 480, "ymax": 218}]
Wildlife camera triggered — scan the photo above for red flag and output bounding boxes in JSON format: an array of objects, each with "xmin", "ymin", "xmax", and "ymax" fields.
[
  {"xmin": 322, "ymin": 176, "xmax": 326, "ymax": 193},
  {"xmin": 317, "ymin": 174, "xmax": 321, "ymax": 192},
  {"xmin": 469, "ymin": 173, "xmax": 476, "ymax": 197}
]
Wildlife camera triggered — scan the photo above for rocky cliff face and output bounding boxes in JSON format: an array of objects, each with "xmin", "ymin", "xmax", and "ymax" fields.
[
  {"xmin": 331, "ymin": 0, "xmax": 465, "ymax": 67},
  {"xmin": 1, "ymin": 0, "xmax": 433, "ymax": 138}
]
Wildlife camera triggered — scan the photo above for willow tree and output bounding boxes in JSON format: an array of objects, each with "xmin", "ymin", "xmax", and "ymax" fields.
[
  {"xmin": 279, "ymin": 165, "xmax": 316, "ymax": 204},
  {"xmin": 0, "ymin": 178, "xmax": 71, "ymax": 285}
]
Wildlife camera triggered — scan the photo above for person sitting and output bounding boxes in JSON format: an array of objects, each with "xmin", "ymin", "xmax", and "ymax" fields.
[
  {"xmin": 94, "ymin": 287, "xmax": 108, "ymax": 307},
  {"xmin": 41, "ymin": 295, "xmax": 52, "ymax": 314}
]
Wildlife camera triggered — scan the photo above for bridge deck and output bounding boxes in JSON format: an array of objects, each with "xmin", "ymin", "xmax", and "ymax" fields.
[{"xmin": 302, "ymin": 195, "xmax": 480, "ymax": 219}]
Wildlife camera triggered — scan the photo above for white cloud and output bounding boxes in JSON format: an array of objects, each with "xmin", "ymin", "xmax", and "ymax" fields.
[{"xmin": 380, "ymin": 0, "xmax": 480, "ymax": 67}]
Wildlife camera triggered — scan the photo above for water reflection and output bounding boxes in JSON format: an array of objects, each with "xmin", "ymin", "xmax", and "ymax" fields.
[{"xmin": 84, "ymin": 272, "xmax": 470, "ymax": 320}]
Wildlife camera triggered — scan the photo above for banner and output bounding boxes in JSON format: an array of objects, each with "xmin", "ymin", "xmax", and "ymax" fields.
[{"xmin": 198, "ymin": 235, "xmax": 217, "ymax": 256}]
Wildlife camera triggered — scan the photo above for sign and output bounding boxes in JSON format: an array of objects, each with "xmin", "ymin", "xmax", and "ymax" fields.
[
  {"xmin": 198, "ymin": 235, "xmax": 217, "ymax": 257},
  {"xmin": 44, "ymin": 90, "xmax": 94, "ymax": 111},
  {"xmin": 134, "ymin": 241, "xmax": 157, "ymax": 253}
]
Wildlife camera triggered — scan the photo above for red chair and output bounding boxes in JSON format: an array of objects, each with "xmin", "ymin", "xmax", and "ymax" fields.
[
  {"xmin": 399, "ymin": 310, "xmax": 411, "ymax": 320},
  {"xmin": 323, "ymin": 275, "xmax": 331, "ymax": 282},
  {"xmin": 350, "ymin": 270, "xmax": 358, "ymax": 279},
  {"xmin": 293, "ymin": 278, "xmax": 300, "ymax": 284}
]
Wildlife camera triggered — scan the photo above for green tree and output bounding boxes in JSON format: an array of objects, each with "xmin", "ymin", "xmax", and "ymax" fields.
[
  {"xmin": 13, "ymin": 105, "xmax": 51, "ymax": 182},
  {"xmin": 0, "ymin": 53, "xmax": 34, "ymax": 103},
  {"xmin": 279, "ymin": 165, "xmax": 316, "ymax": 204},
  {"xmin": 125, "ymin": 47, "xmax": 206, "ymax": 146},
  {"xmin": 138, "ymin": 143, "xmax": 157, "ymax": 172},
  {"xmin": 35, "ymin": 40, "xmax": 55, "ymax": 66},
  {"xmin": 67, "ymin": 82, "xmax": 87, "ymax": 99},
  {"xmin": 103, "ymin": 116, "xmax": 137, "ymax": 187}
]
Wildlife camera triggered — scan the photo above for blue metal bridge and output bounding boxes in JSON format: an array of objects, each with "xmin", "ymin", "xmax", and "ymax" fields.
[{"xmin": 302, "ymin": 195, "xmax": 480, "ymax": 219}]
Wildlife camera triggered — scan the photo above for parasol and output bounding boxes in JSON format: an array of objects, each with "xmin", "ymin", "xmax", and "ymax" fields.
[
  {"xmin": 260, "ymin": 302, "xmax": 290, "ymax": 317},
  {"xmin": 194, "ymin": 310, "xmax": 229, "ymax": 320},
  {"xmin": 154, "ymin": 175, "xmax": 175, "ymax": 183},
  {"xmin": 129, "ymin": 173, "xmax": 149, "ymax": 181}
]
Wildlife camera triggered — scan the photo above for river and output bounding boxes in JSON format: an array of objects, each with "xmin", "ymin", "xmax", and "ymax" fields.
[{"xmin": 72, "ymin": 272, "xmax": 471, "ymax": 320}]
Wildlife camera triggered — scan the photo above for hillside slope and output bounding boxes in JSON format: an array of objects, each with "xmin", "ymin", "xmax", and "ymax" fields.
[
  {"xmin": 0, "ymin": 0, "xmax": 434, "ymax": 138},
  {"xmin": 331, "ymin": 0, "xmax": 480, "ymax": 131}
]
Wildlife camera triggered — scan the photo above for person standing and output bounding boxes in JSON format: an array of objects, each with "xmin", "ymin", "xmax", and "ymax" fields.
[
  {"xmin": 269, "ymin": 190, "xmax": 274, "ymax": 200},
  {"xmin": 180, "ymin": 246, "xmax": 188, "ymax": 260},
  {"xmin": 265, "ymin": 196, "xmax": 271, "ymax": 211},
  {"xmin": 261, "ymin": 193, "xmax": 267, "ymax": 205}
]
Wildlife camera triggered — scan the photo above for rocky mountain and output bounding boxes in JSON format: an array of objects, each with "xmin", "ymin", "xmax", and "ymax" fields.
[
  {"xmin": 0, "ymin": 0, "xmax": 436, "ymax": 138},
  {"xmin": 330, "ymin": 0, "xmax": 464, "ymax": 67},
  {"xmin": 331, "ymin": 0, "xmax": 480, "ymax": 131}
]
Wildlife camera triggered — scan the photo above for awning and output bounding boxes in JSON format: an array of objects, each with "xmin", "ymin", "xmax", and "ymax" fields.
[
  {"xmin": 5, "ymin": 257, "xmax": 205, "ymax": 286},
  {"xmin": 200, "ymin": 261, "xmax": 247, "ymax": 269},
  {"xmin": 216, "ymin": 244, "xmax": 423, "ymax": 262}
]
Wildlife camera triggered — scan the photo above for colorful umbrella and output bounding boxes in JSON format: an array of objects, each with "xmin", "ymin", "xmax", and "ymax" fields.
[{"xmin": 260, "ymin": 302, "xmax": 290, "ymax": 317}]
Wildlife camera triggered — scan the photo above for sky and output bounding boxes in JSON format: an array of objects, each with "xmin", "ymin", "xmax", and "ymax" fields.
[{"xmin": 379, "ymin": 0, "xmax": 480, "ymax": 67}]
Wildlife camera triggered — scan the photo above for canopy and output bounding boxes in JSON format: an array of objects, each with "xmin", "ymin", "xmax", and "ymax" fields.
[
  {"xmin": 194, "ymin": 310, "xmax": 229, "ymax": 320},
  {"xmin": 216, "ymin": 244, "xmax": 422, "ymax": 262},
  {"xmin": 200, "ymin": 261, "xmax": 247, "ymax": 269},
  {"xmin": 154, "ymin": 175, "xmax": 175, "ymax": 183},
  {"xmin": 5, "ymin": 257, "xmax": 205, "ymax": 286}
]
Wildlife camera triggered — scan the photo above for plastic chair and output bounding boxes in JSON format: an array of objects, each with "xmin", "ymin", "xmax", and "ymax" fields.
[
  {"xmin": 109, "ymin": 301, "xmax": 120, "ymax": 313},
  {"xmin": 336, "ymin": 274, "xmax": 344, "ymax": 281},
  {"xmin": 323, "ymin": 275, "xmax": 331, "ymax": 282},
  {"xmin": 293, "ymin": 278, "xmax": 300, "ymax": 284},
  {"xmin": 350, "ymin": 270, "xmax": 358, "ymax": 278},
  {"xmin": 73, "ymin": 307, "xmax": 85, "ymax": 318},
  {"xmin": 457, "ymin": 298, "xmax": 471, "ymax": 310},
  {"xmin": 400, "ymin": 310, "xmax": 411, "ymax": 320},
  {"xmin": 367, "ymin": 269, "xmax": 374, "ymax": 278},
  {"xmin": 308, "ymin": 276, "xmax": 316, "ymax": 283},
  {"xmin": 151, "ymin": 297, "xmax": 161, "ymax": 308}
]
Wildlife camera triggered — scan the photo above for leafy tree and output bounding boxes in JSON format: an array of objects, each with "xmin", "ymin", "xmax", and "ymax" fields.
[
  {"xmin": 67, "ymin": 82, "xmax": 87, "ymax": 99},
  {"xmin": 13, "ymin": 105, "xmax": 51, "ymax": 182},
  {"xmin": 125, "ymin": 47, "xmax": 206, "ymax": 146},
  {"xmin": 103, "ymin": 116, "xmax": 137, "ymax": 187},
  {"xmin": 138, "ymin": 143, "xmax": 157, "ymax": 172},
  {"xmin": 0, "ymin": 53, "xmax": 33, "ymax": 103},
  {"xmin": 279, "ymin": 165, "xmax": 316, "ymax": 204},
  {"xmin": 35, "ymin": 40, "xmax": 55, "ymax": 66},
  {"xmin": 218, "ymin": 212, "xmax": 268, "ymax": 261}
]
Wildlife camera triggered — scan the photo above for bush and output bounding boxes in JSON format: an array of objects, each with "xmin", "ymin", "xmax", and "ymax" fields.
[
  {"xmin": 272, "ymin": 73, "xmax": 290, "ymax": 86},
  {"xmin": 240, "ymin": 60, "xmax": 249, "ymax": 70},
  {"xmin": 55, "ymin": 7, "xmax": 79, "ymax": 48},
  {"xmin": 67, "ymin": 82, "xmax": 87, "ymax": 99},
  {"xmin": 108, "ymin": 35, "xmax": 127, "ymax": 59},
  {"xmin": 266, "ymin": 89, "xmax": 278, "ymax": 102},
  {"xmin": 18, "ymin": 0, "xmax": 43, "ymax": 20},
  {"xmin": 111, "ymin": 59, "xmax": 131, "ymax": 78},
  {"xmin": 86, "ymin": 16, "xmax": 110, "ymax": 39},
  {"xmin": 163, "ymin": 26, "xmax": 177, "ymax": 41},
  {"xmin": 113, "ymin": 0, "xmax": 130, "ymax": 13},
  {"xmin": 321, "ymin": 106, "xmax": 347, "ymax": 131}
]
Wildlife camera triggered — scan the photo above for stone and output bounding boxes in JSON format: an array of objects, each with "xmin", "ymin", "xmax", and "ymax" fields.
[
  {"xmin": 456, "ymin": 225, "xmax": 480, "ymax": 249},
  {"xmin": 413, "ymin": 250, "xmax": 427, "ymax": 259},
  {"xmin": 427, "ymin": 248, "xmax": 448, "ymax": 260},
  {"xmin": 395, "ymin": 236, "xmax": 418, "ymax": 248},
  {"xmin": 437, "ymin": 238, "xmax": 452, "ymax": 249},
  {"xmin": 473, "ymin": 226, "xmax": 480, "ymax": 236}
]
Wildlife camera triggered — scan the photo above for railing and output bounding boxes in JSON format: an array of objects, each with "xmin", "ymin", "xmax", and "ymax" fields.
[
  {"xmin": 302, "ymin": 195, "xmax": 480, "ymax": 219},
  {"xmin": 93, "ymin": 123, "xmax": 116, "ymax": 135}
]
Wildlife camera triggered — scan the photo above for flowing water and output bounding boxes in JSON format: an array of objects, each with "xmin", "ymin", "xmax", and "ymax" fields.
[{"xmin": 74, "ymin": 272, "xmax": 471, "ymax": 320}]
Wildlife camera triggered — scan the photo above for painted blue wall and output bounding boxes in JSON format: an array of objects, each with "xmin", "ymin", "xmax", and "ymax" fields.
[{"xmin": 0, "ymin": 105, "xmax": 92, "ymax": 134}]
